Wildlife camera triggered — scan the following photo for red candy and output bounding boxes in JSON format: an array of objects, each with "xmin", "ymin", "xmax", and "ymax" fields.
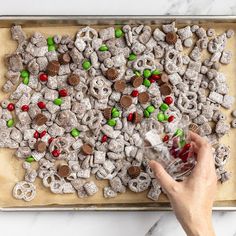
[
  {"xmin": 33, "ymin": 131, "xmax": 39, "ymax": 139},
  {"xmin": 21, "ymin": 105, "xmax": 29, "ymax": 112},
  {"xmin": 180, "ymin": 153, "xmax": 189, "ymax": 162},
  {"xmin": 170, "ymin": 148, "xmax": 178, "ymax": 158},
  {"xmin": 131, "ymin": 90, "xmax": 139, "ymax": 97},
  {"xmin": 127, "ymin": 113, "xmax": 133, "ymax": 122},
  {"xmin": 48, "ymin": 137, "xmax": 54, "ymax": 144},
  {"xmin": 37, "ymin": 101, "xmax": 46, "ymax": 109},
  {"xmin": 168, "ymin": 115, "xmax": 175, "ymax": 122},
  {"xmin": 40, "ymin": 130, "xmax": 47, "ymax": 138},
  {"xmin": 7, "ymin": 103, "xmax": 15, "ymax": 111},
  {"xmin": 179, "ymin": 148, "xmax": 191, "ymax": 162},
  {"xmin": 163, "ymin": 135, "xmax": 169, "ymax": 142},
  {"xmin": 178, "ymin": 143, "xmax": 191, "ymax": 160},
  {"xmin": 39, "ymin": 73, "xmax": 48, "ymax": 82},
  {"xmin": 52, "ymin": 149, "xmax": 60, "ymax": 157},
  {"xmin": 150, "ymin": 74, "xmax": 161, "ymax": 80},
  {"xmin": 101, "ymin": 135, "xmax": 108, "ymax": 143},
  {"xmin": 183, "ymin": 143, "xmax": 191, "ymax": 150},
  {"xmin": 59, "ymin": 89, "xmax": 68, "ymax": 97},
  {"xmin": 149, "ymin": 78, "xmax": 156, "ymax": 83},
  {"xmin": 164, "ymin": 96, "xmax": 173, "ymax": 105}
]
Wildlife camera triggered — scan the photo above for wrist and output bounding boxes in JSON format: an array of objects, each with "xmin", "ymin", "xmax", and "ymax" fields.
[{"xmin": 184, "ymin": 217, "xmax": 215, "ymax": 236}]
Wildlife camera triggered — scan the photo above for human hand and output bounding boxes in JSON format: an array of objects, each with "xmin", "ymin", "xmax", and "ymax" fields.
[{"xmin": 149, "ymin": 131, "xmax": 217, "ymax": 236}]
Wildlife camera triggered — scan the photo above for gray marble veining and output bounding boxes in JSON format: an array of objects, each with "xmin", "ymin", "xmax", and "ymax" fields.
[{"xmin": 0, "ymin": 0, "xmax": 236, "ymax": 15}]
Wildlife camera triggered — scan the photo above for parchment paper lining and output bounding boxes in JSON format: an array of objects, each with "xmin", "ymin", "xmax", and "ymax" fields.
[{"xmin": 0, "ymin": 23, "xmax": 235, "ymax": 208}]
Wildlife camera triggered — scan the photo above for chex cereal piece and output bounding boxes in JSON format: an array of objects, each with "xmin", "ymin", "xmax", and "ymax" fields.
[{"xmin": 83, "ymin": 181, "xmax": 98, "ymax": 196}]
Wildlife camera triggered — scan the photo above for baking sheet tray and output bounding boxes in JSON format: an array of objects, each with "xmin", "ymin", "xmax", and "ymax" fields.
[{"xmin": 0, "ymin": 16, "xmax": 236, "ymax": 211}]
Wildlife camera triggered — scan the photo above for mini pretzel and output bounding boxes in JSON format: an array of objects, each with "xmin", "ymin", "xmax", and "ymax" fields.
[
  {"xmin": 89, "ymin": 76, "xmax": 112, "ymax": 100},
  {"xmin": 13, "ymin": 181, "xmax": 36, "ymax": 202},
  {"xmin": 76, "ymin": 26, "xmax": 98, "ymax": 42},
  {"xmin": 177, "ymin": 92, "xmax": 198, "ymax": 114},
  {"xmin": 164, "ymin": 49, "xmax": 183, "ymax": 74},
  {"xmin": 43, "ymin": 171, "xmax": 62, "ymax": 188},
  {"xmin": 50, "ymin": 180, "xmax": 64, "ymax": 194},
  {"xmin": 133, "ymin": 55, "xmax": 155, "ymax": 72},
  {"xmin": 128, "ymin": 172, "xmax": 151, "ymax": 193},
  {"xmin": 82, "ymin": 109, "xmax": 103, "ymax": 129}
]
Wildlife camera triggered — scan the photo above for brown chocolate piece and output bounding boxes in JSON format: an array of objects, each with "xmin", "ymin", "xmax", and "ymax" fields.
[
  {"xmin": 120, "ymin": 95, "xmax": 132, "ymax": 108},
  {"xmin": 106, "ymin": 68, "xmax": 118, "ymax": 80},
  {"xmin": 81, "ymin": 144, "xmax": 93, "ymax": 155},
  {"xmin": 131, "ymin": 76, "xmax": 143, "ymax": 88},
  {"xmin": 138, "ymin": 92, "xmax": 150, "ymax": 104},
  {"xmin": 160, "ymin": 83, "xmax": 172, "ymax": 96},
  {"xmin": 127, "ymin": 166, "xmax": 141, "ymax": 178},
  {"xmin": 46, "ymin": 60, "xmax": 60, "ymax": 76},
  {"xmin": 161, "ymin": 73, "xmax": 169, "ymax": 83},
  {"xmin": 165, "ymin": 32, "xmax": 177, "ymax": 45},
  {"xmin": 133, "ymin": 112, "xmax": 142, "ymax": 124},
  {"xmin": 58, "ymin": 165, "xmax": 71, "ymax": 178},
  {"xmin": 103, "ymin": 107, "xmax": 112, "ymax": 120},
  {"xmin": 114, "ymin": 80, "xmax": 126, "ymax": 92},
  {"xmin": 34, "ymin": 113, "xmax": 48, "ymax": 126},
  {"xmin": 34, "ymin": 141, "xmax": 47, "ymax": 153},
  {"xmin": 157, "ymin": 73, "xmax": 169, "ymax": 86},
  {"xmin": 67, "ymin": 74, "xmax": 80, "ymax": 86},
  {"xmin": 58, "ymin": 53, "xmax": 71, "ymax": 65},
  {"xmin": 189, "ymin": 123, "xmax": 200, "ymax": 134}
]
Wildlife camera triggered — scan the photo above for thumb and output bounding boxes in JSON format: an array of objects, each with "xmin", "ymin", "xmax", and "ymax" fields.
[{"xmin": 149, "ymin": 160, "xmax": 176, "ymax": 193}]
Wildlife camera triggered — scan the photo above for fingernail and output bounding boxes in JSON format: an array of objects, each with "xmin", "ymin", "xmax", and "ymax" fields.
[{"xmin": 148, "ymin": 160, "xmax": 155, "ymax": 167}]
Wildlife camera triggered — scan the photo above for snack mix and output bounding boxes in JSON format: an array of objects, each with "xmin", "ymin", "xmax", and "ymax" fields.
[{"xmin": 0, "ymin": 23, "xmax": 235, "ymax": 202}]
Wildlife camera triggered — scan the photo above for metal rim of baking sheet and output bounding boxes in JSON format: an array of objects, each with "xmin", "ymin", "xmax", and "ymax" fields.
[
  {"xmin": 0, "ymin": 15, "xmax": 236, "ymax": 211},
  {"xmin": 1, "ymin": 204, "xmax": 236, "ymax": 211}
]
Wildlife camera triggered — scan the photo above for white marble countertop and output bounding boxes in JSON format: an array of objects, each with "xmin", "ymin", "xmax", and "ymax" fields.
[
  {"xmin": 1, "ymin": 0, "xmax": 236, "ymax": 235},
  {"xmin": 0, "ymin": 0, "xmax": 236, "ymax": 15}
]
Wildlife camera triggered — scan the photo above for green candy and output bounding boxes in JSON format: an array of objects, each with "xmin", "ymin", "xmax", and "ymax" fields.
[
  {"xmin": 174, "ymin": 128, "xmax": 184, "ymax": 137},
  {"xmin": 7, "ymin": 119, "xmax": 14, "ymax": 127},
  {"xmin": 146, "ymin": 105, "xmax": 155, "ymax": 113},
  {"xmin": 22, "ymin": 77, "xmax": 29, "ymax": 85},
  {"xmin": 47, "ymin": 37, "xmax": 54, "ymax": 46},
  {"xmin": 112, "ymin": 107, "xmax": 118, "ymax": 113},
  {"xmin": 26, "ymin": 156, "xmax": 35, "ymax": 163},
  {"xmin": 157, "ymin": 113, "xmax": 165, "ymax": 122},
  {"xmin": 179, "ymin": 139, "xmax": 186, "ymax": 148},
  {"xmin": 134, "ymin": 70, "xmax": 141, "ymax": 77},
  {"xmin": 152, "ymin": 69, "xmax": 161, "ymax": 75},
  {"xmin": 54, "ymin": 98, "xmax": 63, "ymax": 106},
  {"xmin": 99, "ymin": 44, "xmax": 108, "ymax": 51},
  {"xmin": 48, "ymin": 45, "xmax": 56, "ymax": 51},
  {"xmin": 143, "ymin": 78, "xmax": 151, "ymax": 88},
  {"xmin": 20, "ymin": 70, "xmax": 29, "ymax": 78},
  {"xmin": 112, "ymin": 111, "xmax": 120, "ymax": 118},
  {"xmin": 115, "ymin": 28, "xmax": 123, "ymax": 38},
  {"xmin": 144, "ymin": 110, "xmax": 150, "ymax": 118},
  {"xmin": 160, "ymin": 103, "xmax": 169, "ymax": 112},
  {"xmin": 82, "ymin": 60, "xmax": 91, "ymax": 70},
  {"xmin": 164, "ymin": 114, "xmax": 169, "ymax": 120},
  {"xmin": 107, "ymin": 119, "xmax": 116, "ymax": 127},
  {"xmin": 128, "ymin": 53, "xmax": 137, "ymax": 61},
  {"xmin": 71, "ymin": 128, "xmax": 80, "ymax": 137},
  {"xmin": 143, "ymin": 69, "xmax": 151, "ymax": 78}
]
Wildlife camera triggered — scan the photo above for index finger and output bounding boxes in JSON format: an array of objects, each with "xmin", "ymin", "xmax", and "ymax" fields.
[
  {"xmin": 189, "ymin": 132, "xmax": 215, "ymax": 174},
  {"xmin": 189, "ymin": 131, "xmax": 213, "ymax": 165},
  {"xmin": 191, "ymin": 145, "xmax": 215, "ymax": 178},
  {"xmin": 189, "ymin": 131, "xmax": 208, "ymax": 148}
]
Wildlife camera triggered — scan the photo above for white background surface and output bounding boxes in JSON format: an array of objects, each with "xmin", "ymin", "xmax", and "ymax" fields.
[
  {"xmin": 0, "ymin": 0, "xmax": 235, "ymax": 15},
  {"xmin": 1, "ymin": 0, "xmax": 236, "ymax": 235}
]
